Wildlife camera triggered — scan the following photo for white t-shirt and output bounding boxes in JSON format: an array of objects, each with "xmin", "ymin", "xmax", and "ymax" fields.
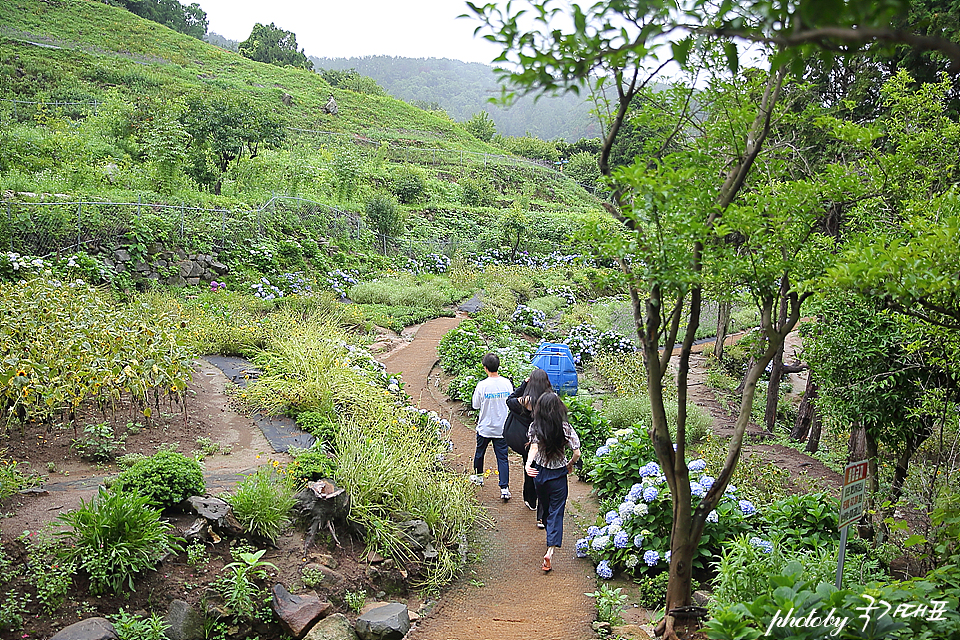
[{"xmin": 472, "ymin": 375, "xmax": 514, "ymax": 438}]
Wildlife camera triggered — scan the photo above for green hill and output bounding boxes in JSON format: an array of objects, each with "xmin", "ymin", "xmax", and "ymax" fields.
[{"xmin": 0, "ymin": 0, "xmax": 604, "ymax": 271}]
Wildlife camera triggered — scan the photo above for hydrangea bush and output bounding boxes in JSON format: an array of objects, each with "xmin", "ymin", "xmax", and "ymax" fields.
[
  {"xmin": 564, "ymin": 323, "xmax": 636, "ymax": 365},
  {"xmin": 510, "ymin": 304, "xmax": 546, "ymax": 333},
  {"xmin": 580, "ymin": 454, "xmax": 756, "ymax": 579}
]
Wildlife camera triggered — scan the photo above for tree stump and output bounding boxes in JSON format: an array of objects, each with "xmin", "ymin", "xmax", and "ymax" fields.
[{"xmin": 293, "ymin": 480, "xmax": 351, "ymax": 550}]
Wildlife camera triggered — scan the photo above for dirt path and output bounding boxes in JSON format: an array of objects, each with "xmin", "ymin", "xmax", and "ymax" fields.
[
  {"xmin": 683, "ymin": 332, "xmax": 842, "ymax": 493},
  {"xmin": 379, "ymin": 315, "xmax": 598, "ymax": 640}
]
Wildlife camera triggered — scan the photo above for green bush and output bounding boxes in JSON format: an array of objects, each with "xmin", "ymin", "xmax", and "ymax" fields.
[
  {"xmin": 587, "ymin": 426, "xmax": 656, "ymax": 500},
  {"xmin": 295, "ymin": 410, "xmax": 339, "ymax": 445},
  {"xmin": 603, "ymin": 394, "xmax": 710, "ymax": 446},
  {"xmin": 227, "ymin": 467, "xmax": 296, "ymax": 544},
  {"xmin": 565, "ymin": 395, "xmax": 610, "ymax": 476},
  {"xmin": 288, "ymin": 448, "xmax": 337, "ymax": 483},
  {"xmin": 391, "ymin": 166, "xmax": 427, "ymax": 204},
  {"xmin": 113, "ymin": 450, "xmax": 205, "ymax": 509},
  {"xmin": 56, "ymin": 488, "xmax": 182, "ymax": 594},
  {"xmin": 760, "ymin": 493, "xmax": 840, "ymax": 549}
]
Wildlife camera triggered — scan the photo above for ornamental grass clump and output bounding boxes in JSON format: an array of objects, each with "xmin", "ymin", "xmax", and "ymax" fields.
[
  {"xmin": 227, "ymin": 466, "xmax": 296, "ymax": 544},
  {"xmin": 56, "ymin": 488, "xmax": 182, "ymax": 594}
]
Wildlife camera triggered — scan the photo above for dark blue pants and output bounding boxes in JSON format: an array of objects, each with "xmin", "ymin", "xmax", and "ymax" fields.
[
  {"xmin": 533, "ymin": 464, "xmax": 568, "ymax": 547},
  {"xmin": 474, "ymin": 434, "xmax": 509, "ymax": 488}
]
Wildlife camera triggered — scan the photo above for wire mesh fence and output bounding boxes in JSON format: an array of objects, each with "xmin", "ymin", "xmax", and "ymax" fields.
[{"xmin": 0, "ymin": 196, "xmax": 462, "ymax": 262}]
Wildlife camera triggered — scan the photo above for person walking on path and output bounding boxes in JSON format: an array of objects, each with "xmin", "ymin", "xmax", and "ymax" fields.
[
  {"xmin": 505, "ymin": 368, "xmax": 553, "ymax": 526},
  {"xmin": 471, "ymin": 352, "xmax": 514, "ymax": 500},
  {"xmin": 525, "ymin": 392, "xmax": 581, "ymax": 572}
]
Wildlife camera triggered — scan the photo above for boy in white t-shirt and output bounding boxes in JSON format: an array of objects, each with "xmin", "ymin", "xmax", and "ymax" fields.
[{"xmin": 471, "ymin": 352, "xmax": 514, "ymax": 500}]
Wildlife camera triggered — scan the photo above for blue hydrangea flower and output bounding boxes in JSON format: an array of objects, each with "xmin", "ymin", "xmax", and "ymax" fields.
[
  {"xmin": 726, "ymin": 484, "xmax": 737, "ymax": 494},
  {"xmin": 592, "ymin": 535, "xmax": 610, "ymax": 551},
  {"xmin": 587, "ymin": 525, "xmax": 601, "ymax": 538},
  {"xmin": 706, "ymin": 510, "xmax": 719, "ymax": 523},
  {"xmin": 575, "ymin": 538, "xmax": 589, "ymax": 558},
  {"xmin": 688, "ymin": 458, "xmax": 707, "ymax": 472},
  {"xmin": 605, "ymin": 510, "xmax": 619, "ymax": 524},
  {"xmin": 633, "ymin": 534, "xmax": 645, "ymax": 548},
  {"xmin": 597, "ymin": 560, "xmax": 613, "ymax": 579},
  {"xmin": 596, "ymin": 445, "xmax": 610, "ymax": 457},
  {"xmin": 598, "ymin": 526, "xmax": 609, "ymax": 536},
  {"xmin": 739, "ymin": 499, "xmax": 757, "ymax": 516},
  {"xmin": 627, "ymin": 484, "xmax": 644, "ymax": 502},
  {"xmin": 643, "ymin": 550, "xmax": 660, "ymax": 566},
  {"xmin": 665, "ymin": 550, "xmax": 672, "ymax": 563},
  {"xmin": 690, "ymin": 482, "xmax": 706, "ymax": 498},
  {"xmin": 700, "ymin": 475, "xmax": 715, "ymax": 490},
  {"xmin": 605, "ymin": 437, "xmax": 619, "ymax": 447},
  {"xmin": 607, "ymin": 523, "xmax": 622, "ymax": 535},
  {"xmin": 619, "ymin": 501, "xmax": 636, "ymax": 518},
  {"xmin": 609, "ymin": 516, "xmax": 623, "ymax": 528},
  {"xmin": 749, "ymin": 537, "xmax": 773, "ymax": 553},
  {"xmin": 640, "ymin": 462, "xmax": 661, "ymax": 477},
  {"xmin": 642, "ymin": 486, "xmax": 659, "ymax": 503},
  {"xmin": 614, "ymin": 530, "xmax": 630, "ymax": 548}
]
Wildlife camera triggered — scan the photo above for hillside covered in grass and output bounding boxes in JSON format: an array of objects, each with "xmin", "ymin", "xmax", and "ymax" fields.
[{"xmin": 0, "ymin": 0, "xmax": 604, "ymax": 264}]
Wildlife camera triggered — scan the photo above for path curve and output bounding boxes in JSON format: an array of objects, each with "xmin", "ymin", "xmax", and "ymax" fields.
[{"xmin": 379, "ymin": 315, "xmax": 597, "ymax": 640}]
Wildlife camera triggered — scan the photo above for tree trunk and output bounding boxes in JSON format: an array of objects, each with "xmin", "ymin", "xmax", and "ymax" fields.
[
  {"xmin": 734, "ymin": 357, "xmax": 755, "ymax": 395},
  {"xmin": 763, "ymin": 276, "xmax": 790, "ymax": 433},
  {"xmin": 791, "ymin": 374, "xmax": 817, "ymax": 441},
  {"xmin": 804, "ymin": 411, "xmax": 822, "ymax": 453},
  {"xmin": 714, "ymin": 300, "xmax": 732, "ymax": 361}
]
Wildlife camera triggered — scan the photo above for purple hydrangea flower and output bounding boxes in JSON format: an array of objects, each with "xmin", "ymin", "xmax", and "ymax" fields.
[
  {"xmin": 750, "ymin": 537, "xmax": 773, "ymax": 553},
  {"xmin": 619, "ymin": 501, "xmax": 635, "ymax": 518},
  {"xmin": 643, "ymin": 550, "xmax": 659, "ymax": 566},
  {"xmin": 592, "ymin": 535, "xmax": 610, "ymax": 551},
  {"xmin": 665, "ymin": 550, "xmax": 672, "ymax": 563},
  {"xmin": 597, "ymin": 560, "xmax": 613, "ymax": 579},
  {"xmin": 605, "ymin": 437, "xmax": 619, "ymax": 447}
]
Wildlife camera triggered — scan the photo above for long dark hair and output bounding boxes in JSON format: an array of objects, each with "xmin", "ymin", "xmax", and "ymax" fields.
[
  {"xmin": 524, "ymin": 368, "xmax": 553, "ymax": 407},
  {"xmin": 531, "ymin": 392, "xmax": 568, "ymax": 462}
]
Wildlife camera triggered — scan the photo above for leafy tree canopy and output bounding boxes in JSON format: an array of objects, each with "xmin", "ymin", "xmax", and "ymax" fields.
[
  {"xmin": 106, "ymin": 0, "xmax": 208, "ymax": 39},
  {"xmin": 239, "ymin": 22, "xmax": 314, "ymax": 71}
]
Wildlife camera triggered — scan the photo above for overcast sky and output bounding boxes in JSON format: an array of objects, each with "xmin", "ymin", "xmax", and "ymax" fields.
[{"xmin": 197, "ymin": 0, "xmax": 505, "ymax": 64}]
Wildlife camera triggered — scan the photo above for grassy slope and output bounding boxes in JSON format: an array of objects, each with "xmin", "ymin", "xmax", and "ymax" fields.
[{"xmin": 0, "ymin": 0, "xmax": 499, "ymax": 151}]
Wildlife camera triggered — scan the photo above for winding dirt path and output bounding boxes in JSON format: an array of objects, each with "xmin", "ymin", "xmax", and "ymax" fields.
[{"xmin": 379, "ymin": 315, "xmax": 597, "ymax": 640}]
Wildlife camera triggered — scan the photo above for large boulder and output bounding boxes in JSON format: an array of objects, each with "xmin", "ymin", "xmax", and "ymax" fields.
[
  {"xmin": 49, "ymin": 617, "xmax": 118, "ymax": 640},
  {"xmin": 355, "ymin": 603, "xmax": 410, "ymax": 640},
  {"xmin": 271, "ymin": 584, "xmax": 332, "ymax": 638},
  {"xmin": 398, "ymin": 520, "xmax": 431, "ymax": 552},
  {"xmin": 165, "ymin": 599, "xmax": 204, "ymax": 640},
  {"xmin": 303, "ymin": 613, "xmax": 358, "ymax": 640}
]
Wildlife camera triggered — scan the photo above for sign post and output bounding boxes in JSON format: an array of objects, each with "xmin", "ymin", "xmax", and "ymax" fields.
[{"xmin": 836, "ymin": 460, "xmax": 868, "ymax": 588}]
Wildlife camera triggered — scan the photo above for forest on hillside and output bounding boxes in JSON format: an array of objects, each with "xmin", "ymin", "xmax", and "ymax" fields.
[{"xmin": 311, "ymin": 55, "xmax": 600, "ymax": 141}]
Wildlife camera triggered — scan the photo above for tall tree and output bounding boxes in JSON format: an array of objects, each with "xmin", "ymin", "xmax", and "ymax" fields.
[
  {"xmin": 239, "ymin": 23, "xmax": 313, "ymax": 71},
  {"xmin": 468, "ymin": 1, "xmax": 960, "ymax": 637}
]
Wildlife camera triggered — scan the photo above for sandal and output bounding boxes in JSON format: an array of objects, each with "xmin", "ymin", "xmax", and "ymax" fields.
[{"xmin": 542, "ymin": 556, "xmax": 552, "ymax": 572}]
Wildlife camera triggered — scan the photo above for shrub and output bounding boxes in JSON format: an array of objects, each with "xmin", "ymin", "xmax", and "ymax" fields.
[
  {"xmin": 215, "ymin": 549, "xmax": 277, "ymax": 620},
  {"xmin": 587, "ymin": 426, "xmax": 656, "ymax": 500},
  {"xmin": 295, "ymin": 410, "xmax": 339, "ymax": 445},
  {"xmin": 565, "ymin": 395, "xmax": 611, "ymax": 475},
  {"xmin": 759, "ymin": 493, "xmax": 840, "ymax": 549},
  {"xmin": 56, "ymin": 488, "xmax": 182, "ymax": 594},
  {"xmin": 111, "ymin": 609, "xmax": 169, "ymax": 640},
  {"xmin": 603, "ymin": 394, "xmax": 710, "ymax": 446},
  {"xmin": 580, "ymin": 455, "xmax": 754, "ymax": 578},
  {"xmin": 113, "ymin": 450, "xmax": 205, "ymax": 509},
  {"xmin": 287, "ymin": 448, "xmax": 337, "ymax": 483},
  {"xmin": 227, "ymin": 467, "xmax": 296, "ymax": 544},
  {"xmin": 595, "ymin": 352, "xmax": 647, "ymax": 396},
  {"xmin": 0, "ymin": 451, "xmax": 34, "ymax": 500},
  {"xmin": 391, "ymin": 166, "xmax": 427, "ymax": 204}
]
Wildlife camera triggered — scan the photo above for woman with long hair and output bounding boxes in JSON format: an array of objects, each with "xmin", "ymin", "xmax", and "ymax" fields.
[
  {"xmin": 524, "ymin": 392, "xmax": 580, "ymax": 572},
  {"xmin": 505, "ymin": 368, "xmax": 553, "ymax": 523}
]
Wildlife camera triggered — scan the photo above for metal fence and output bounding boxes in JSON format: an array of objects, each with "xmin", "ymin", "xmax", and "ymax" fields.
[{"xmin": 0, "ymin": 195, "xmax": 463, "ymax": 261}]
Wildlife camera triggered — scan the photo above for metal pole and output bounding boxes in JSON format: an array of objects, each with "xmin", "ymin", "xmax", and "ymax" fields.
[
  {"xmin": 6, "ymin": 202, "xmax": 11, "ymax": 251},
  {"xmin": 77, "ymin": 202, "xmax": 82, "ymax": 249},
  {"xmin": 835, "ymin": 525, "xmax": 849, "ymax": 588}
]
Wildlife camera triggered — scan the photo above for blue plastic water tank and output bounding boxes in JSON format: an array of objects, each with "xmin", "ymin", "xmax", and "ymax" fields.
[{"xmin": 531, "ymin": 342, "xmax": 578, "ymax": 396}]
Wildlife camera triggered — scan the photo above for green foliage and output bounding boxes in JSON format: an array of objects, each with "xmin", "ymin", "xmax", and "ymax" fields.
[
  {"xmin": 0, "ymin": 277, "xmax": 192, "ymax": 429},
  {"xmin": 113, "ymin": 449, "xmax": 205, "ymax": 509},
  {"xmin": 390, "ymin": 166, "xmax": 427, "ymax": 204},
  {"xmin": 365, "ymin": 194, "xmax": 405, "ymax": 252},
  {"xmin": 348, "ymin": 274, "xmax": 467, "ymax": 310},
  {"xmin": 186, "ymin": 541, "xmax": 209, "ymax": 568},
  {"xmin": 112, "ymin": 0, "xmax": 208, "ymax": 39},
  {"xmin": 0, "ymin": 591, "xmax": 29, "ymax": 632},
  {"xmin": 635, "ymin": 571, "xmax": 700, "ymax": 609},
  {"xmin": 759, "ymin": 493, "xmax": 839, "ymax": 549},
  {"xmin": 71, "ymin": 422, "xmax": 127, "ymax": 462},
  {"xmin": 111, "ymin": 609, "xmax": 170, "ymax": 640},
  {"xmin": 465, "ymin": 111, "xmax": 497, "ymax": 142},
  {"xmin": 493, "ymin": 134, "xmax": 559, "ymax": 163},
  {"xmin": 238, "ymin": 22, "xmax": 313, "ymax": 70},
  {"xmin": 344, "ymin": 589, "xmax": 367, "ymax": 613},
  {"xmin": 586, "ymin": 583, "xmax": 629, "ymax": 626},
  {"xmin": 56, "ymin": 488, "xmax": 183, "ymax": 595},
  {"xmin": 215, "ymin": 549, "xmax": 277, "ymax": 620},
  {"xmin": 565, "ymin": 395, "xmax": 610, "ymax": 474},
  {"xmin": 565, "ymin": 150, "xmax": 600, "ymax": 187},
  {"xmin": 227, "ymin": 466, "xmax": 296, "ymax": 544},
  {"xmin": 295, "ymin": 411, "xmax": 339, "ymax": 444},
  {"xmin": 317, "ymin": 68, "xmax": 386, "ymax": 96},
  {"xmin": 602, "ymin": 394, "xmax": 710, "ymax": 448},
  {"xmin": 0, "ymin": 451, "xmax": 35, "ymax": 500},
  {"xmin": 587, "ymin": 426, "xmax": 656, "ymax": 500},
  {"xmin": 287, "ymin": 448, "xmax": 337, "ymax": 483},
  {"xmin": 21, "ymin": 528, "xmax": 74, "ymax": 614}
]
